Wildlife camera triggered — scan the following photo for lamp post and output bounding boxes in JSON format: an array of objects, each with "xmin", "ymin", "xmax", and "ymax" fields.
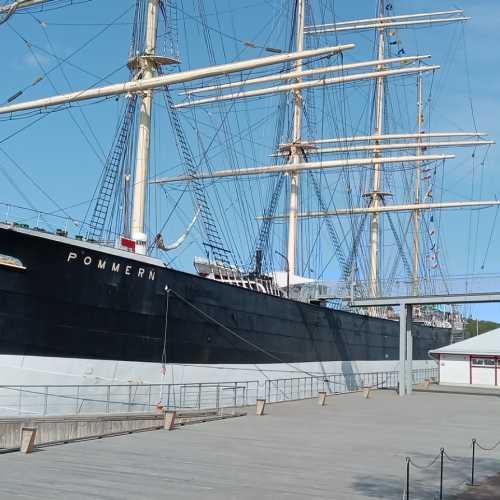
[{"xmin": 275, "ymin": 250, "xmax": 290, "ymax": 299}]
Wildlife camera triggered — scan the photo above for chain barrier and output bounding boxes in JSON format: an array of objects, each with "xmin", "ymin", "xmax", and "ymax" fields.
[
  {"xmin": 475, "ymin": 438, "xmax": 500, "ymax": 452},
  {"xmin": 407, "ymin": 453, "xmax": 441, "ymax": 470},
  {"xmin": 404, "ymin": 437, "xmax": 500, "ymax": 498},
  {"xmin": 469, "ymin": 437, "xmax": 500, "ymax": 487}
]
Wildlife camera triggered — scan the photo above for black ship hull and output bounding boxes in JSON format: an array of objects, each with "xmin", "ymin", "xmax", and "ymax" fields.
[{"xmin": 0, "ymin": 223, "xmax": 449, "ymax": 380}]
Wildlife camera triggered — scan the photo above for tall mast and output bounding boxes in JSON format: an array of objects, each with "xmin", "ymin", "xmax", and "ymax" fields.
[
  {"xmin": 287, "ymin": 0, "xmax": 306, "ymax": 276},
  {"xmin": 131, "ymin": 0, "xmax": 159, "ymax": 254},
  {"xmin": 412, "ymin": 73, "xmax": 424, "ymax": 294},
  {"xmin": 368, "ymin": 0, "xmax": 386, "ymax": 297}
]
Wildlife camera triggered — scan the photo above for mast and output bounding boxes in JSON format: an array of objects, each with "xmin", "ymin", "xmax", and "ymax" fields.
[
  {"xmin": 130, "ymin": 0, "xmax": 159, "ymax": 254},
  {"xmin": 412, "ymin": 73, "xmax": 424, "ymax": 294},
  {"xmin": 368, "ymin": 0, "xmax": 386, "ymax": 298},
  {"xmin": 287, "ymin": 0, "xmax": 306, "ymax": 276}
]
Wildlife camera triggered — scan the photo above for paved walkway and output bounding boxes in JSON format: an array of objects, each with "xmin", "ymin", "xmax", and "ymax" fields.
[
  {"xmin": 416, "ymin": 383, "xmax": 500, "ymax": 398},
  {"xmin": 1, "ymin": 390, "xmax": 500, "ymax": 499},
  {"xmin": 451, "ymin": 473, "xmax": 500, "ymax": 499}
]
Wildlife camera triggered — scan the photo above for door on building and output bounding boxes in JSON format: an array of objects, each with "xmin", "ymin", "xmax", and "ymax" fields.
[{"xmin": 470, "ymin": 357, "xmax": 497, "ymax": 386}]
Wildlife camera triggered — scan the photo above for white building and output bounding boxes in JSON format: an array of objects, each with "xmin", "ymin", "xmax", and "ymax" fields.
[{"xmin": 429, "ymin": 328, "xmax": 500, "ymax": 387}]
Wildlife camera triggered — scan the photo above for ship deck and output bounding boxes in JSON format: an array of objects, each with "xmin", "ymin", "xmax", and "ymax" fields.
[{"xmin": 1, "ymin": 389, "xmax": 499, "ymax": 499}]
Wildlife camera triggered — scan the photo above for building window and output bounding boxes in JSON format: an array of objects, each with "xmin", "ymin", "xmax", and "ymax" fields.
[{"xmin": 472, "ymin": 358, "xmax": 496, "ymax": 367}]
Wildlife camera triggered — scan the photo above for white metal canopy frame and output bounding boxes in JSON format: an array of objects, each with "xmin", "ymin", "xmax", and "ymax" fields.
[{"xmin": 348, "ymin": 292, "xmax": 500, "ymax": 397}]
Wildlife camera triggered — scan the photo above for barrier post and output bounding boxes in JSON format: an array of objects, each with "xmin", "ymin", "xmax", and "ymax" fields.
[
  {"xmin": 439, "ymin": 448, "xmax": 444, "ymax": 500},
  {"xmin": 164, "ymin": 411, "xmax": 176, "ymax": 431},
  {"xmin": 470, "ymin": 438, "xmax": 476, "ymax": 486},
  {"xmin": 318, "ymin": 391, "xmax": 327, "ymax": 406},
  {"xmin": 405, "ymin": 457, "xmax": 410, "ymax": 500},
  {"xmin": 20, "ymin": 427, "xmax": 37, "ymax": 454},
  {"xmin": 256, "ymin": 399, "xmax": 266, "ymax": 416}
]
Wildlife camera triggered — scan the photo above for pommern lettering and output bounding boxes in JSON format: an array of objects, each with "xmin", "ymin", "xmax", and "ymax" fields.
[{"xmin": 66, "ymin": 251, "xmax": 155, "ymax": 281}]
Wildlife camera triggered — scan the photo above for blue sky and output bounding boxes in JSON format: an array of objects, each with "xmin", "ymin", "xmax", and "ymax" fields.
[{"xmin": 1, "ymin": 0, "xmax": 500, "ymax": 322}]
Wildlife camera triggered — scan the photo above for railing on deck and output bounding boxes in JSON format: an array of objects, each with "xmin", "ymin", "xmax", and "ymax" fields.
[{"xmin": 0, "ymin": 368, "xmax": 437, "ymax": 417}]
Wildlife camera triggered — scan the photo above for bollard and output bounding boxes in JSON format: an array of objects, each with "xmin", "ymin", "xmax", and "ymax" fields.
[
  {"xmin": 164, "ymin": 411, "xmax": 176, "ymax": 431},
  {"xmin": 363, "ymin": 387, "xmax": 372, "ymax": 399},
  {"xmin": 20, "ymin": 427, "xmax": 37, "ymax": 454},
  {"xmin": 256, "ymin": 399, "xmax": 266, "ymax": 416},
  {"xmin": 318, "ymin": 391, "xmax": 327, "ymax": 406}
]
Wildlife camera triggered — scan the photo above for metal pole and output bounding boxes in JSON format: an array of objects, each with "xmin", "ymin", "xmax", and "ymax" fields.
[
  {"xmin": 286, "ymin": 0, "xmax": 305, "ymax": 276},
  {"xmin": 471, "ymin": 439, "xmax": 476, "ymax": 486},
  {"xmin": 106, "ymin": 385, "xmax": 111, "ymax": 414},
  {"xmin": 131, "ymin": 0, "xmax": 159, "ymax": 252},
  {"xmin": 275, "ymin": 250, "xmax": 290, "ymax": 297},
  {"xmin": 405, "ymin": 457, "xmax": 410, "ymax": 500},
  {"xmin": 75, "ymin": 385, "xmax": 80, "ymax": 414},
  {"xmin": 42, "ymin": 386, "xmax": 48, "ymax": 416},
  {"xmin": 369, "ymin": 0, "xmax": 386, "ymax": 299},
  {"xmin": 412, "ymin": 72, "xmax": 423, "ymax": 295},
  {"xmin": 399, "ymin": 303, "xmax": 408, "ymax": 396},
  {"xmin": 406, "ymin": 304, "xmax": 414, "ymax": 394},
  {"xmin": 439, "ymin": 448, "xmax": 444, "ymax": 500}
]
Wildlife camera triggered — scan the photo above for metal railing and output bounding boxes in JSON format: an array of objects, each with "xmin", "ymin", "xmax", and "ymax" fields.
[
  {"xmin": 0, "ymin": 368, "xmax": 437, "ymax": 417},
  {"xmin": 0, "ymin": 202, "xmax": 119, "ymax": 248},
  {"xmin": 261, "ymin": 368, "xmax": 435, "ymax": 403}
]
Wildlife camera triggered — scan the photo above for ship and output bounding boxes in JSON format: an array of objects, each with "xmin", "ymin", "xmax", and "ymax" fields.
[{"xmin": 0, "ymin": 0, "xmax": 497, "ymax": 388}]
